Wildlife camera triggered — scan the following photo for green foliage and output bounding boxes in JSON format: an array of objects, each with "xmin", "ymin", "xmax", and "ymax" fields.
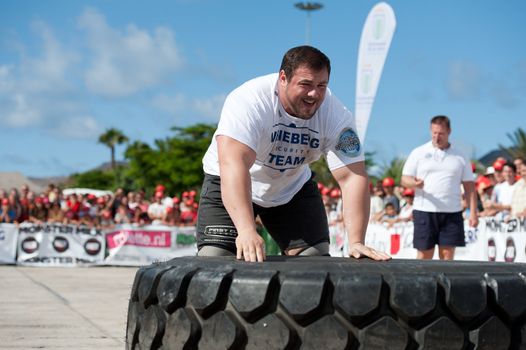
[
  {"xmin": 309, "ymin": 157, "xmax": 337, "ymax": 187},
  {"xmin": 380, "ymin": 157, "xmax": 406, "ymax": 185},
  {"xmin": 123, "ymin": 123, "xmax": 216, "ymax": 195},
  {"xmin": 499, "ymin": 127, "xmax": 526, "ymax": 160},
  {"xmin": 78, "ymin": 124, "xmax": 526, "ymax": 196},
  {"xmin": 309, "ymin": 150, "xmax": 377, "ymax": 187},
  {"xmin": 70, "ymin": 169, "xmax": 116, "ymax": 189},
  {"xmin": 98, "ymin": 128, "xmax": 129, "ymax": 170}
]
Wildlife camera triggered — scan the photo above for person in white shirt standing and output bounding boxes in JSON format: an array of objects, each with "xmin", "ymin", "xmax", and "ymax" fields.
[
  {"xmin": 196, "ymin": 46, "xmax": 390, "ymax": 262},
  {"xmin": 401, "ymin": 116, "xmax": 478, "ymax": 260},
  {"xmin": 490, "ymin": 162, "xmax": 517, "ymax": 219}
]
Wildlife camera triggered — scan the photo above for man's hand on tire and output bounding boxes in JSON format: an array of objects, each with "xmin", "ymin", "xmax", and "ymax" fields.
[
  {"xmin": 236, "ymin": 229, "xmax": 266, "ymax": 262},
  {"xmin": 349, "ymin": 242, "xmax": 391, "ymax": 261}
]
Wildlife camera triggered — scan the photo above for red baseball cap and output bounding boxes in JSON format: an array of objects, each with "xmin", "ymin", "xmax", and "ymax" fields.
[
  {"xmin": 382, "ymin": 177, "xmax": 395, "ymax": 187},
  {"xmin": 493, "ymin": 159, "xmax": 506, "ymax": 171},
  {"xmin": 330, "ymin": 188, "xmax": 341, "ymax": 198},
  {"xmin": 476, "ymin": 176, "xmax": 492, "ymax": 191},
  {"xmin": 402, "ymin": 188, "xmax": 415, "ymax": 197},
  {"xmin": 155, "ymin": 184, "xmax": 165, "ymax": 193}
]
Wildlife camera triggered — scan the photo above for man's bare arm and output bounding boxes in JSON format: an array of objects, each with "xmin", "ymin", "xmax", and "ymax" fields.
[
  {"xmin": 217, "ymin": 135, "xmax": 266, "ymax": 262},
  {"xmin": 462, "ymin": 181, "xmax": 479, "ymax": 228},
  {"xmin": 332, "ymin": 161, "xmax": 391, "ymax": 260}
]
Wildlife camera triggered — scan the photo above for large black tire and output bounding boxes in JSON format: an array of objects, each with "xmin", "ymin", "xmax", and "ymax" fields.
[{"xmin": 126, "ymin": 256, "xmax": 526, "ymax": 349}]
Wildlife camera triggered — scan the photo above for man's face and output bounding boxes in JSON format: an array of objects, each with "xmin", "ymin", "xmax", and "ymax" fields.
[
  {"xmin": 279, "ymin": 64, "xmax": 329, "ymax": 120},
  {"xmin": 430, "ymin": 123, "xmax": 451, "ymax": 149},
  {"xmin": 521, "ymin": 164, "xmax": 526, "ymax": 180},
  {"xmin": 502, "ymin": 165, "xmax": 516, "ymax": 183}
]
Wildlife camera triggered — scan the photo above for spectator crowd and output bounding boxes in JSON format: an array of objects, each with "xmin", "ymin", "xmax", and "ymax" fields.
[
  {"xmin": 0, "ymin": 183, "xmax": 199, "ymax": 229},
  {"xmin": 321, "ymin": 156, "xmax": 526, "ymax": 229},
  {"xmin": 1, "ymin": 157, "xmax": 524, "ymax": 231}
]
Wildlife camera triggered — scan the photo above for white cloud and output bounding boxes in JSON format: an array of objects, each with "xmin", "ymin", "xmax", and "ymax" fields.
[
  {"xmin": 0, "ymin": 65, "xmax": 14, "ymax": 91},
  {"xmin": 3, "ymin": 93, "xmax": 42, "ymax": 127},
  {"xmin": 151, "ymin": 93, "xmax": 188, "ymax": 114},
  {"xmin": 53, "ymin": 116, "xmax": 101, "ymax": 139},
  {"xmin": 446, "ymin": 60, "xmax": 523, "ymax": 109},
  {"xmin": 78, "ymin": 7, "xmax": 184, "ymax": 97},
  {"xmin": 191, "ymin": 94, "xmax": 226, "ymax": 119},
  {"xmin": 0, "ymin": 19, "xmax": 102, "ymax": 138},
  {"xmin": 446, "ymin": 61, "xmax": 481, "ymax": 100},
  {"xmin": 19, "ymin": 20, "xmax": 78, "ymax": 93},
  {"xmin": 152, "ymin": 93, "xmax": 225, "ymax": 121},
  {"xmin": 490, "ymin": 81, "xmax": 520, "ymax": 110}
]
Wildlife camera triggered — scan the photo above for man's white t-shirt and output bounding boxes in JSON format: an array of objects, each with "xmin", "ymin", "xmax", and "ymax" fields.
[
  {"xmin": 492, "ymin": 181, "xmax": 515, "ymax": 206},
  {"xmin": 402, "ymin": 141, "xmax": 473, "ymax": 213},
  {"xmin": 202, "ymin": 73, "xmax": 364, "ymax": 208}
]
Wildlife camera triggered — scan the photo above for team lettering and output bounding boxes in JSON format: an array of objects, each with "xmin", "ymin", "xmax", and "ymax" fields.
[
  {"xmin": 268, "ymin": 153, "xmax": 305, "ymax": 166},
  {"xmin": 271, "ymin": 130, "xmax": 319, "ymax": 148}
]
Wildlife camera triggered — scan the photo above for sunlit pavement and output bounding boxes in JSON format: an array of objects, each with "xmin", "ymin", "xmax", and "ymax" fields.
[{"xmin": 0, "ymin": 265, "xmax": 138, "ymax": 349}]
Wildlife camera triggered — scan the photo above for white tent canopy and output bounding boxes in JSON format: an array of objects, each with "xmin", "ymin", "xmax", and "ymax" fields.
[{"xmin": 62, "ymin": 188, "xmax": 113, "ymax": 198}]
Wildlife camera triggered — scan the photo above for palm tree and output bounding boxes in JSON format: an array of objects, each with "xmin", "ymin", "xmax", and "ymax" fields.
[
  {"xmin": 380, "ymin": 157, "xmax": 406, "ymax": 185},
  {"xmin": 98, "ymin": 128, "xmax": 129, "ymax": 170},
  {"xmin": 500, "ymin": 127, "xmax": 526, "ymax": 160}
]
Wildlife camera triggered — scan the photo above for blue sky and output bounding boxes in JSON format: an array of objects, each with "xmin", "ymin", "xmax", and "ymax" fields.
[{"xmin": 1, "ymin": 0, "xmax": 525, "ymax": 178}]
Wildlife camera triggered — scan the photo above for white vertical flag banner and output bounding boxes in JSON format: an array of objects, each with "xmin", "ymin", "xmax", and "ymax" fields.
[{"xmin": 355, "ymin": 2, "xmax": 396, "ymax": 142}]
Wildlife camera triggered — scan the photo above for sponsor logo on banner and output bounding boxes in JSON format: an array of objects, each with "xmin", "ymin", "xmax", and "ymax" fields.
[
  {"xmin": 16, "ymin": 223, "xmax": 105, "ymax": 266},
  {"xmin": 329, "ymin": 217, "xmax": 526, "ymax": 262},
  {"xmin": 0, "ymin": 224, "xmax": 18, "ymax": 264},
  {"xmin": 106, "ymin": 230, "xmax": 171, "ymax": 249},
  {"xmin": 355, "ymin": 2, "xmax": 396, "ymax": 142},
  {"xmin": 390, "ymin": 232, "xmax": 400, "ymax": 255},
  {"xmin": 104, "ymin": 225, "xmax": 196, "ymax": 266},
  {"xmin": 373, "ymin": 13, "xmax": 386, "ymax": 40}
]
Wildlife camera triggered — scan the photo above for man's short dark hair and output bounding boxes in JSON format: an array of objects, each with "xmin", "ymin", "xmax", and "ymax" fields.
[
  {"xmin": 504, "ymin": 162, "xmax": 517, "ymax": 173},
  {"xmin": 280, "ymin": 46, "xmax": 331, "ymax": 80},
  {"xmin": 430, "ymin": 115, "xmax": 451, "ymax": 129}
]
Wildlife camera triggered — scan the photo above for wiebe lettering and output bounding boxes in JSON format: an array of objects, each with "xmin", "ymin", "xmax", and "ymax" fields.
[{"xmin": 271, "ymin": 130, "xmax": 319, "ymax": 148}]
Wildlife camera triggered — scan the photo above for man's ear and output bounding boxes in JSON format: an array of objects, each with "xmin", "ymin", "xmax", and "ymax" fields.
[{"xmin": 278, "ymin": 70, "xmax": 287, "ymax": 85}]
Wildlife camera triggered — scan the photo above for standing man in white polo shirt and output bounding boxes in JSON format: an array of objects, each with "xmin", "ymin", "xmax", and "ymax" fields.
[{"xmin": 401, "ymin": 115, "xmax": 478, "ymax": 260}]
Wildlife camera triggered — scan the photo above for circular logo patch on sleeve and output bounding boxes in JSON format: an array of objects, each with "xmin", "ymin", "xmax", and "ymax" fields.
[{"xmin": 335, "ymin": 127, "xmax": 361, "ymax": 157}]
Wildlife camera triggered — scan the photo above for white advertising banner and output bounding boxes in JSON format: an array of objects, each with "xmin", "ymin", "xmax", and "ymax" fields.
[
  {"xmin": 355, "ymin": 2, "xmax": 396, "ymax": 142},
  {"xmin": 16, "ymin": 223, "xmax": 105, "ymax": 266},
  {"xmin": 104, "ymin": 224, "xmax": 197, "ymax": 266},
  {"xmin": 330, "ymin": 217, "xmax": 526, "ymax": 262},
  {"xmin": 0, "ymin": 224, "xmax": 18, "ymax": 264}
]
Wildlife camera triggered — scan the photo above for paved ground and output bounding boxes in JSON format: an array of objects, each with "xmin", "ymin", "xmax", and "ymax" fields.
[{"xmin": 0, "ymin": 265, "xmax": 139, "ymax": 349}]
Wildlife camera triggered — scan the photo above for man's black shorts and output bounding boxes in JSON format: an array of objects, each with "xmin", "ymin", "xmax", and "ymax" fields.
[
  {"xmin": 196, "ymin": 173, "xmax": 330, "ymax": 253},
  {"xmin": 412, "ymin": 210, "xmax": 465, "ymax": 250}
]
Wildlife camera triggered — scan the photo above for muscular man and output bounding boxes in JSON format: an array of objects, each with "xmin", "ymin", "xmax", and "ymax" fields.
[
  {"xmin": 196, "ymin": 46, "xmax": 390, "ymax": 262},
  {"xmin": 402, "ymin": 115, "xmax": 478, "ymax": 260}
]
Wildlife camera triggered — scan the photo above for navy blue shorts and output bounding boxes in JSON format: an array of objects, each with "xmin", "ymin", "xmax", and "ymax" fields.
[
  {"xmin": 196, "ymin": 173, "xmax": 330, "ymax": 253},
  {"xmin": 412, "ymin": 210, "xmax": 465, "ymax": 250}
]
